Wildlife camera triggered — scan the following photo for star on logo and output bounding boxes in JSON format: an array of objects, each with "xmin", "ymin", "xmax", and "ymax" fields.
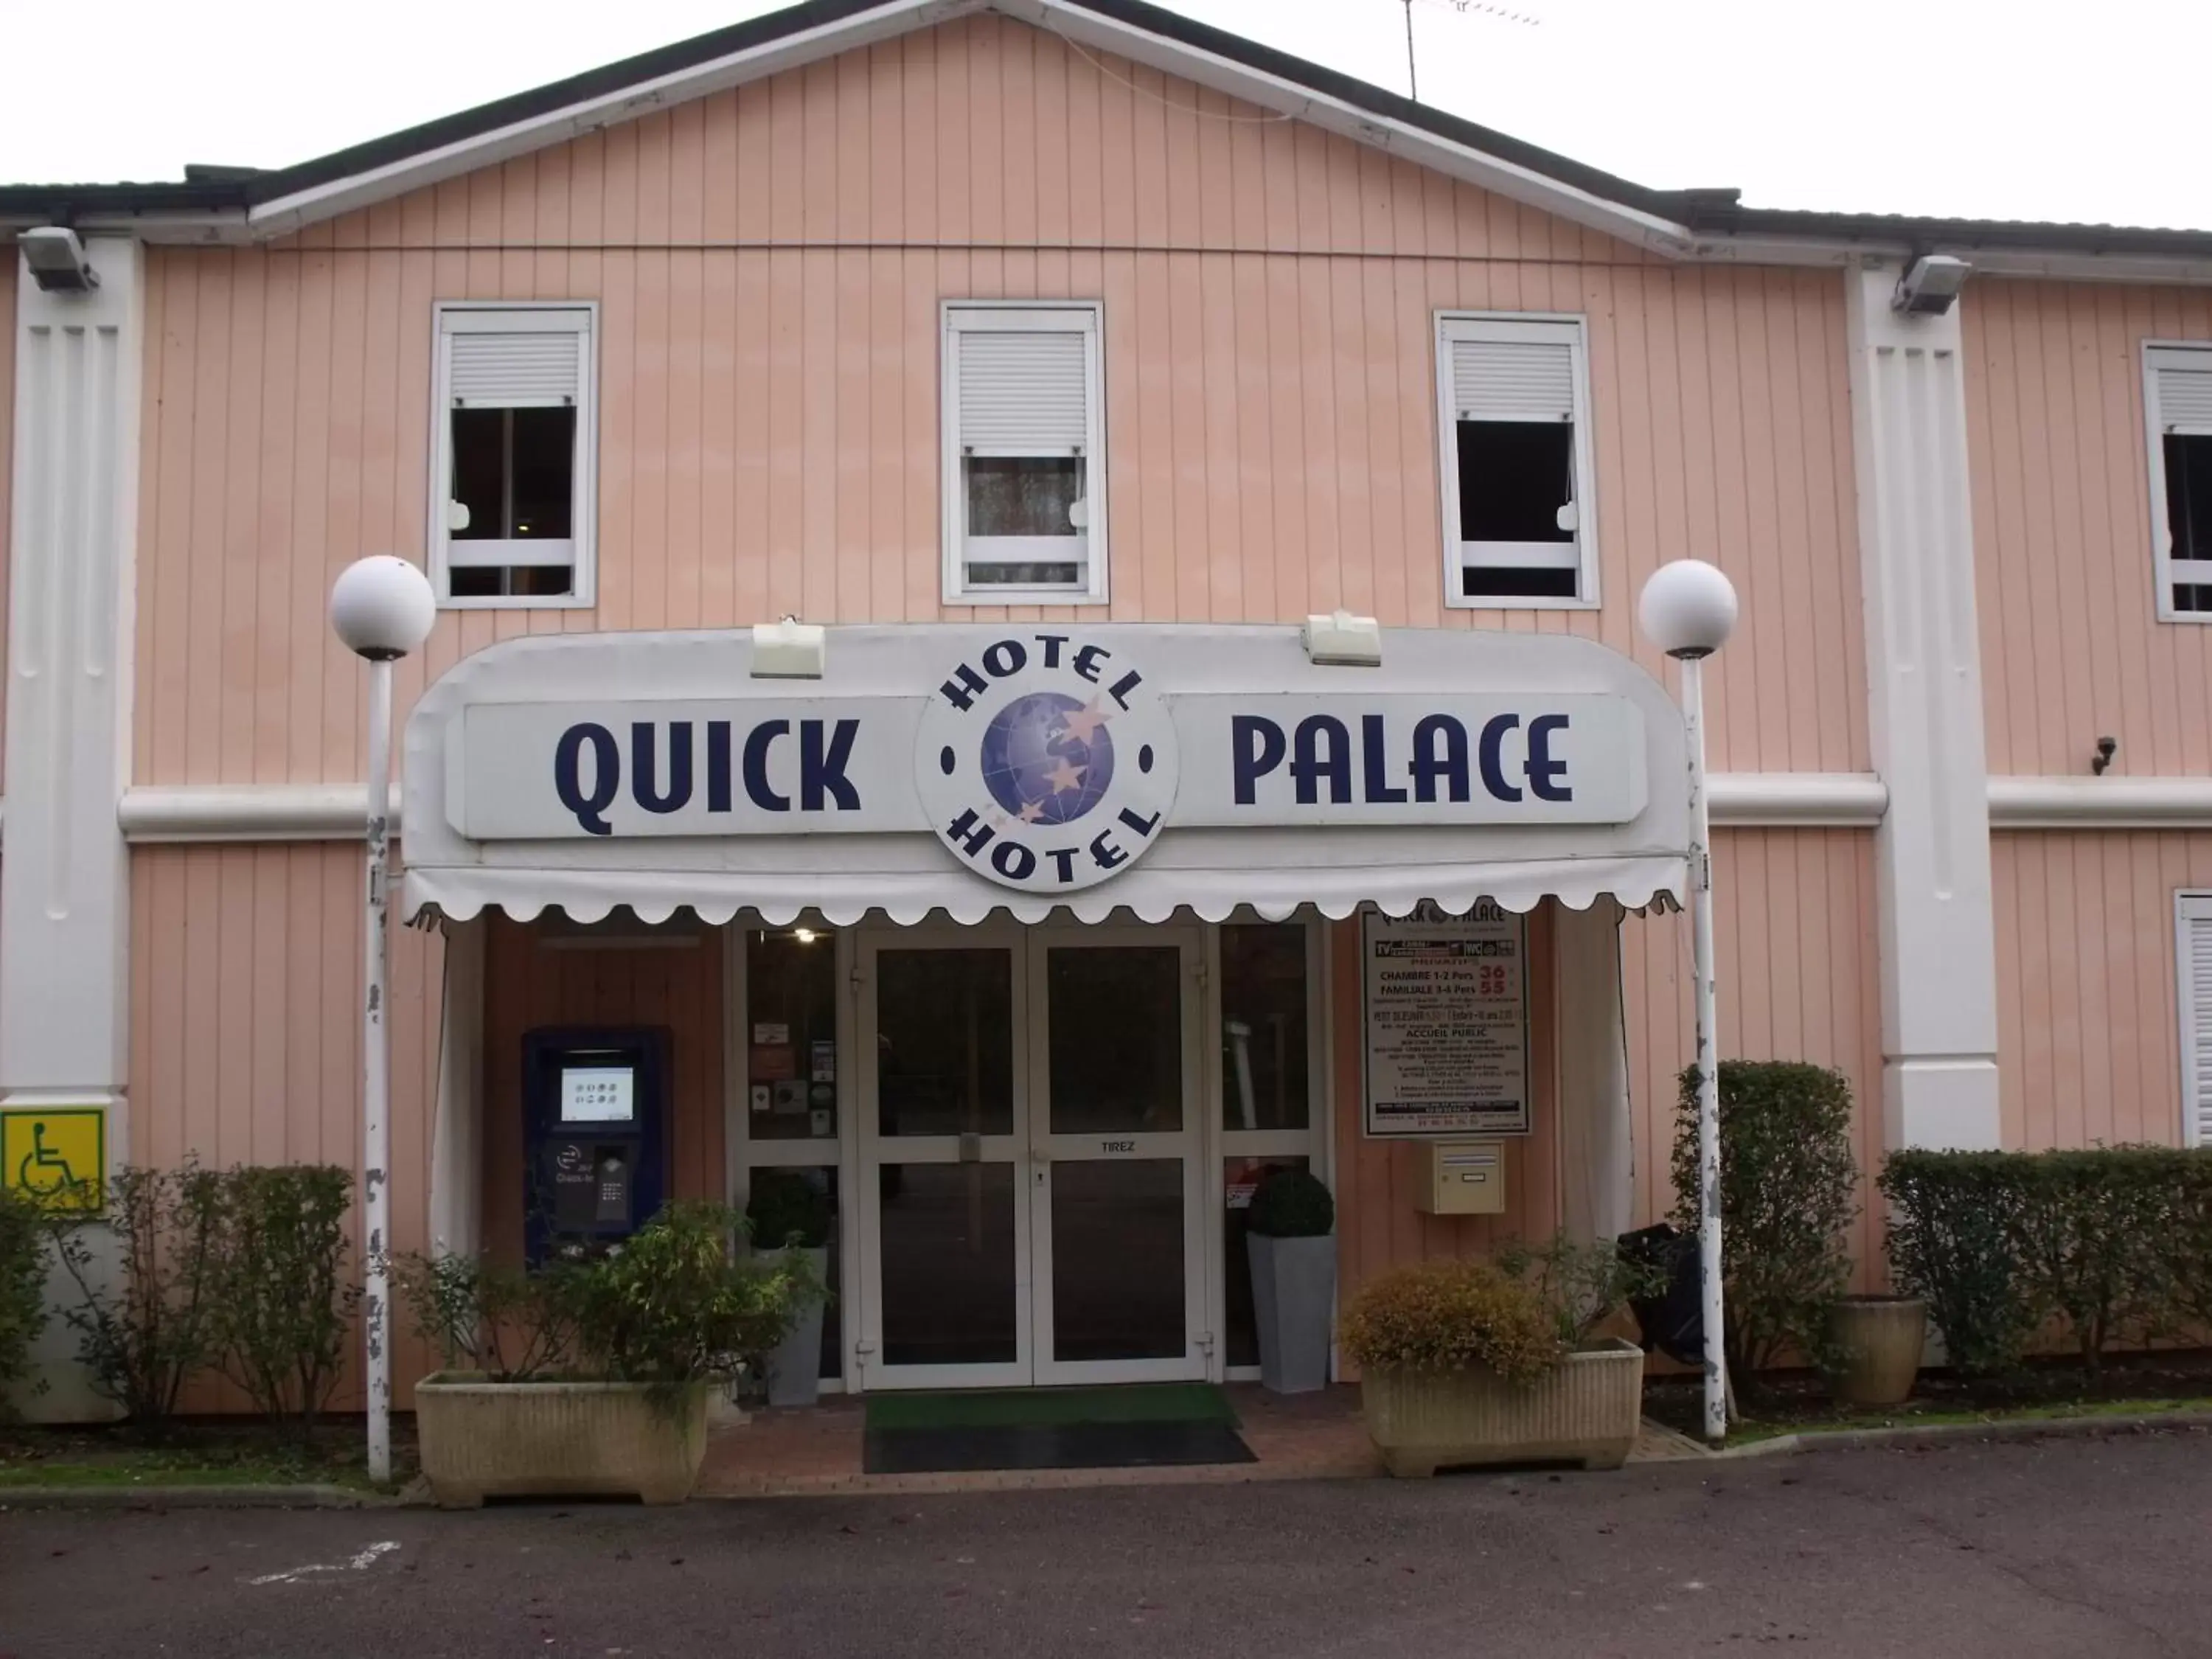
[
  {"xmin": 1054, "ymin": 699, "xmax": 1112, "ymax": 748},
  {"xmin": 1044, "ymin": 757, "xmax": 1088, "ymax": 795},
  {"xmin": 1018, "ymin": 800, "xmax": 1046, "ymax": 823}
]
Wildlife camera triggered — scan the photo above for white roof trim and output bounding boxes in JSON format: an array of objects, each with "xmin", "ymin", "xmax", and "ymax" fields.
[
  {"xmin": 243, "ymin": 0, "xmax": 970, "ymax": 241},
  {"xmin": 220, "ymin": 0, "xmax": 1699, "ymax": 254},
  {"xmin": 1008, "ymin": 1, "xmax": 1695, "ymax": 257}
]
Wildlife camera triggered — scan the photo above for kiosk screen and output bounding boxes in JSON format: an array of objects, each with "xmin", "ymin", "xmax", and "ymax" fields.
[{"xmin": 560, "ymin": 1065, "xmax": 636, "ymax": 1124}]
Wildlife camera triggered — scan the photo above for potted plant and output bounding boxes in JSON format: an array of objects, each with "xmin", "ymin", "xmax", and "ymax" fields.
[
  {"xmin": 1826, "ymin": 1294, "xmax": 1927, "ymax": 1408},
  {"xmin": 400, "ymin": 1203, "xmax": 811, "ymax": 1506},
  {"xmin": 1245, "ymin": 1168, "xmax": 1335, "ymax": 1394},
  {"xmin": 745, "ymin": 1169, "xmax": 834, "ymax": 1408},
  {"xmin": 1343, "ymin": 1236, "xmax": 1652, "ymax": 1477}
]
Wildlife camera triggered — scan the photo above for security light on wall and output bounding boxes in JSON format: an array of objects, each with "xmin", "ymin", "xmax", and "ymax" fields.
[
  {"xmin": 1302, "ymin": 609, "xmax": 1382, "ymax": 667},
  {"xmin": 751, "ymin": 615, "xmax": 827, "ymax": 679},
  {"xmin": 1893, "ymin": 254, "xmax": 1969, "ymax": 316},
  {"xmin": 18, "ymin": 226, "xmax": 99, "ymax": 293}
]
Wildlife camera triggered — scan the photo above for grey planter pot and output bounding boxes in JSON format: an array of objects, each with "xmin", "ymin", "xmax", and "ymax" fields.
[
  {"xmin": 1828, "ymin": 1295, "xmax": 1927, "ymax": 1408},
  {"xmin": 1250, "ymin": 1231, "xmax": 1335, "ymax": 1394},
  {"xmin": 764, "ymin": 1245, "xmax": 830, "ymax": 1408}
]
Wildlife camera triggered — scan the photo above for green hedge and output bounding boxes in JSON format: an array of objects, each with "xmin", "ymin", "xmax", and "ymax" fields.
[
  {"xmin": 0, "ymin": 1186, "xmax": 48, "ymax": 1414},
  {"xmin": 1879, "ymin": 1146, "xmax": 2212, "ymax": 1380},
  {"xmin": 1673, "ymin": 1061, "xmax": 1860, "ymax": 1385}
]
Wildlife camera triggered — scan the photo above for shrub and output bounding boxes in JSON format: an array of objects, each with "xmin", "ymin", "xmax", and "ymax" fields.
[
  {"xmin": 206, "ymin": 1164, "xmax": 358, "ymax": 1439},
  {"xmin": 1247, "ymin": 1169, "xmax": 1335, "ymax": 1239},
  {"xmin": 1497, "ymin": 1233, "xmax": 1665, "ymax": 1349},
  {"xmin": 1879, "ymin": 1151, "xmax": 2036, "ymax": 1377},
  {"xmin": 0, "ymin": 1186, "xmax": 49, "ymax": 1413},
  {"xmin": 49, "ymin": 1161, "xmax": 223, "ymax": 1430},
  {"xmin": 2008, "ymin": 1149, "xmax": 2177, "ymax": 1379},
  {"xmin": 393, "ymin": 1251, "xmax": 581, "ymax": 1382},
  {"xmin": 2164, "ymin": 1152, "xmax": 2212, "ymax": 1339},
  {"xmin": 1673, "ymin": 1062, "xmax": 1859, "ymax": 1385},
  {"xmin": 1882, "ymin": 1145, "xmax": 2212, "ymax": 1381},
  {"xmin": 745, "ymin": 1169, "xmax": 834, "ymax": 1252},
  {"xmin": 1340, "ymin": 1259, "xmax": 1561, "ymax": 1385},
  {"xmin": 568, "ymin": 1203, "xmax": 815, "ymax": 1400}
]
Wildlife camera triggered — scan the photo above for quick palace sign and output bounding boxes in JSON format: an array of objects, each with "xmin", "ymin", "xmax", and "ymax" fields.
[{"xmin": 451, "ymin": 628, "xmax": 1649, "ymax": 895}]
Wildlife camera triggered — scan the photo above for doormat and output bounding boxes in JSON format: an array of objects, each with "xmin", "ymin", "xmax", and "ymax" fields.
[
  {"xmin": 865, "ymin": 1383, "xmax": 1238, "ymax": 1433},
  {"xmin": 862, "ymin": 1385, "xmax": 1253, "ymax": 1474}
]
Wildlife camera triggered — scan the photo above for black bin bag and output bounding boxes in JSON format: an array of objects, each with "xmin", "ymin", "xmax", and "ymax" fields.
[{"xmin": 1616, "ymin": 1222, "xmax": 1705, "ymax": 1368}]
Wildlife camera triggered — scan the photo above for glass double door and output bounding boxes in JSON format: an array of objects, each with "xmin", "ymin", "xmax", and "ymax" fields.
[{"xmin": 856, "ymin": 923, "xmax": 1205, "ymax": 1390}]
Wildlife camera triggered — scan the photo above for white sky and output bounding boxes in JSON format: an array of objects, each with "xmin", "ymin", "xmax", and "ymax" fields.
[{"xmin": 4, "ymin": 0, "xmax": 2207, "ymax": 229}]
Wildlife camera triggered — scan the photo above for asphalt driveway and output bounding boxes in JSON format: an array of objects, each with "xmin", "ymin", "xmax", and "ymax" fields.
[{"xmin": 4, "ymin": 1427, "xmax": 2208, "ymax": 1658}]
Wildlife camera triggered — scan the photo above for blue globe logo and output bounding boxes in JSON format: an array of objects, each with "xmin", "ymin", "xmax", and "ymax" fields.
[{"xmin": 979, "ymin": 691, "xmax": 1114, "ymax": 827}]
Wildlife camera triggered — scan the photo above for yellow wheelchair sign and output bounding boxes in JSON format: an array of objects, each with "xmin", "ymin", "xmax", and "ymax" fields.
[{"xmin": 1, "ymin": 1108, "xmax": 105, "ymax": 1214}]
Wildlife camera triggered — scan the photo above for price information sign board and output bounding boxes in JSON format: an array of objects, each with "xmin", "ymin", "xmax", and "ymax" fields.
[{"xmin": 1362, "ymin": 901, "xmax": 1530, "ymax": 1138}]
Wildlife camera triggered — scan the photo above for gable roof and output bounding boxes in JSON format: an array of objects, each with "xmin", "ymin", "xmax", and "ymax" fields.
[{"xmin": 7, "ymin": 0, "xmax": 2212, "ymax": 278}]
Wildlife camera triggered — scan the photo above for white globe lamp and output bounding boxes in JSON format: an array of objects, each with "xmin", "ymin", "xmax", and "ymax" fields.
[
  {"xmin": 328, "ymin": 554, "xmax": 435, "ymax": 1488},
  {"xmin": 1638, "ymin": 557, "xmax": 1739, "ymax": 1449},
  {"xmin": 1638, "ymin": 557, "xmax": 1739, "ymax": 661},
  {"xmin": 330, "ymin": 554, "xmax": 437, "ymax": 661}
]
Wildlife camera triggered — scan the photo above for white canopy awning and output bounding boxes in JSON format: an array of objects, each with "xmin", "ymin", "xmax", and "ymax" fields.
[{"xmin": 401, "ymin": 623, "xmax": 1689, "ymax": 927}]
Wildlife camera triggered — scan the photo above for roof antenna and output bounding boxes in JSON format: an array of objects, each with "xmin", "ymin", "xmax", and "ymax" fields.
[{"xmin": 1400, "ymin": 0, "xmax": 1544, "ymax": 104}]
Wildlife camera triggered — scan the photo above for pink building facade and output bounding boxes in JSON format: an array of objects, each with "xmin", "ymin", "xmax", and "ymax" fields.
[{"xmin": 6, "ymin": 0, "xmax": 2211, "ymax": 1413}]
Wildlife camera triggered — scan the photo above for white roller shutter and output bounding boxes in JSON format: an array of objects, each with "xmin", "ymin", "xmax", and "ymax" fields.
[
  {"xmin": 443, "ymin": 308, "xmax": 591, "ymax": 408},
  {"xmin": 957, "ymin": 328, "xmax": 1090, "ymax": 451},
  {"xmin": 1451, "ymin": 336, "xmax": 1576, "ymax": 423},
  {"xmin": 2178, "ymin": 894, "xmax": 2212, "ymax": 1146},
  {"xmin": 2149, "ymin": 346, "xmax": 2212, "ymax": 435}
]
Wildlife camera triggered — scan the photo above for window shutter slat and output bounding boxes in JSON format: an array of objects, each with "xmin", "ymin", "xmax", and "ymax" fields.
[
  {"xmin": 1453, "ymin": 338, "xmax": 1576, "ymax": 423},
  {"xmin": 2190, "ymin": 911, "xmax": 2212, "ymax": 1146},
  {"xmin": 451, "ymin": 331, "xmax": 582, "ymax": 407},
  {"xmin": 2156, "ymin": 362, "xmax": 2212, "ymax": 431},
  {"xmin": 959, "ymin": 331, "xmax": 1089, "ymax": 450}
]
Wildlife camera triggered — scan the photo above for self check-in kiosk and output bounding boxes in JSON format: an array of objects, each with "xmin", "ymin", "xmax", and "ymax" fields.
[{"xmin": 522, "ymin": 1028, "xmax": 670, "ymax": 1265}]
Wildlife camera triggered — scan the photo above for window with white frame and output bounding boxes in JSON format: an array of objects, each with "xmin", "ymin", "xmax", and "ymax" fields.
[
  {"xmin": 2175, "ymin": 893, "xmax": 2212, "ymax": 1147},
  {"xmin": 2145, "ymin": 343, "xmax": 2212, "ymax": 620},
  {"xmin": 431, "ymin": 302, "xmax": 597, "ymax": 607},
  {"xmin": 942, "ymin": 302, "xmax": 1106, "ymax": 603},
  {"xmin": 1436, "ymin": 313, "xmax": 1598, "ymax": 608}
]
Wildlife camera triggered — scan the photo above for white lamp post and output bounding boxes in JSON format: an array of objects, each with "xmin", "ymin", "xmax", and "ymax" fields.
[
  {"xmin": 1638, "ymin": 557, "xmax": 1740, "ymax": 1447},
  {"xmin": 329, "ymin": 556, "xmax": 437, "ymax": 1486}
]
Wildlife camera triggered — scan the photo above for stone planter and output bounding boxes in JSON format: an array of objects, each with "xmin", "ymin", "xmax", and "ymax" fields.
[
  {"xmin": 414, "ymin": 1374, "xmax": 709, "ymax": 1507},
  {"xmin": 1361, "ymin": 1338, "xmax": 1646, "ymax": 1476},
  {"xmin": 1828, "ymin": 1295, "xmax": 1927, "ymax": 1408},
  {"xmin": 764, "ymin": 1244, "xmax": 830, "ymax": 1408},
  {"xmin": 1250, "ymin": 1232, "xmax": 1335, "ymax": 1394}
]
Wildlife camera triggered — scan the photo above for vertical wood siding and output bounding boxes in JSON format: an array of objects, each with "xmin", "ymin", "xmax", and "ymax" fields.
[
  {"xmin": 1990, "ymin": 830, "xmax": 2211, "ymax": 1150},
  {"xmin": 477, "ymin": 916, "xmax": 727, "ymax": 1263},
  {"xmin": 1621, "ymin": 829, "xmax": 1886, "ymax": 1284},
  {"xmin": 127, "ymin": 844, "xmax": 443, "ymax": 1406},
  {"xmin": 1966, "ymin": 279, "xmax": 2212, "ymax": 776},
  {"xmin": 131, "ymin": 13, "xmax": 1865, "ymax": 785}
]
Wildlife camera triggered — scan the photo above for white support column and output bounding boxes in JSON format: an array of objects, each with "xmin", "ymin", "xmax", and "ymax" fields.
[
  {"xmin": 1846, "ymin": 258, "xmax": 2002, "ymax": 1151},
  {"xmin": 3, "ymin": 237, "xmax": 144, "ymax": 1417}
]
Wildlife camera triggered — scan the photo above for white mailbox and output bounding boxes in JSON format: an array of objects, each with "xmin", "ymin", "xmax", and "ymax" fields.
[{"xmin": 1414, "ymin": 1141, "xmax": 1506, "ymax": 1216}]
